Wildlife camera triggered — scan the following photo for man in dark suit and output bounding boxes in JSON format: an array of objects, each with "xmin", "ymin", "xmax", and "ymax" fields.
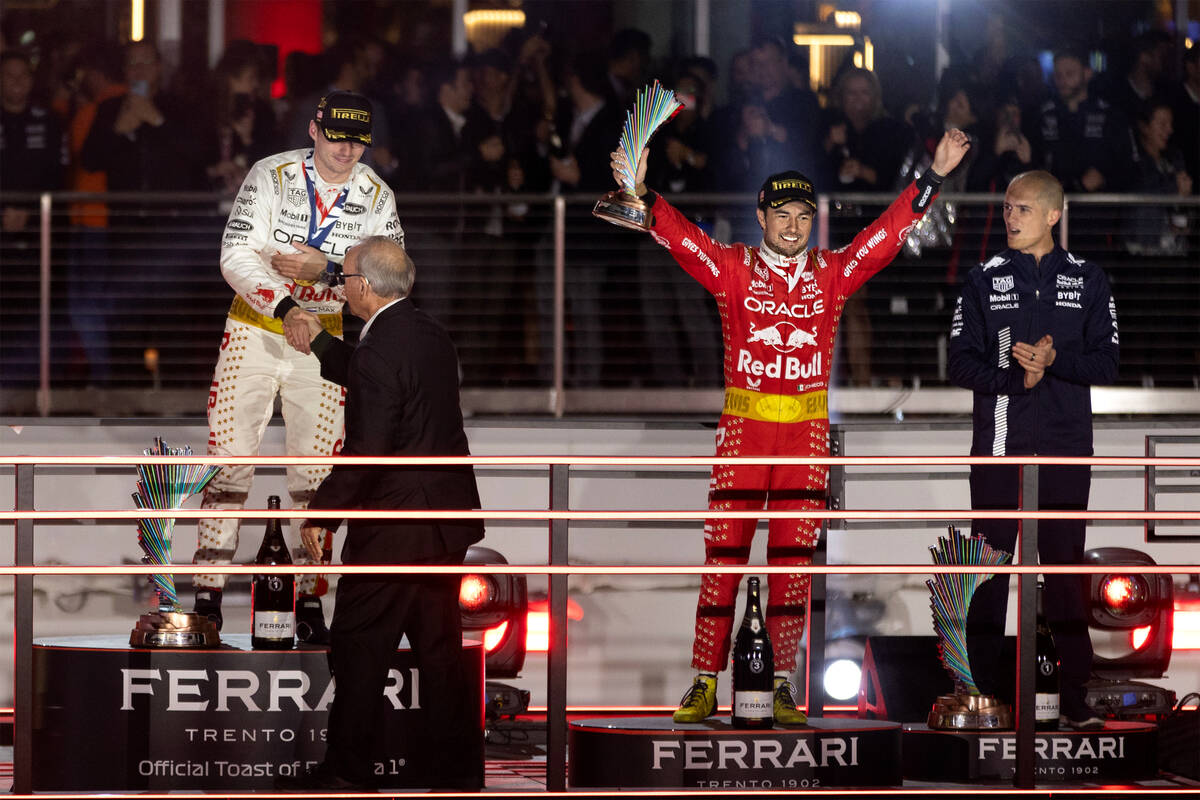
[{"xmin": 278, "ymin": 235, "xmax": 484, "ymax": 791}]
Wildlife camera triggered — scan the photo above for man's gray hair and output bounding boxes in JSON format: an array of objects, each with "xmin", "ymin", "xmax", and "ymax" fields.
[{"xmin": 354, "ymin": 235, "xmax": 415, "ymax": 299}]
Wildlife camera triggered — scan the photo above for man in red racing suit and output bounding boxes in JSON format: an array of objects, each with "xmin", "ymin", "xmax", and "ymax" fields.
[{"xmin": 612, "ymin": 129, "xmax": 970, "ymax": 725}]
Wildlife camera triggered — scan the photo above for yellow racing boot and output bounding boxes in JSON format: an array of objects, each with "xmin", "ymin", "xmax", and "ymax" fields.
[
  {"xmin": 672, "ymin": 674, "xmax": 717, "ymax": 723},
  {"xmin": 773, "ymin": 677, "xmax": 808, "ymax": 726}
]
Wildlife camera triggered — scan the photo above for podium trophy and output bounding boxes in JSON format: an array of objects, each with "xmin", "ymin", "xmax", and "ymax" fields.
[
  {"xmin": 592, "ymin": 80, "xmax": 683, "ymax": 231},
  {"xmin": 925, "ymin": 526, "xmax": 1014, "ymax": 729},
  {"xmin": 129, "ymin": 438, "xmax": 222, "ymax": 648}
]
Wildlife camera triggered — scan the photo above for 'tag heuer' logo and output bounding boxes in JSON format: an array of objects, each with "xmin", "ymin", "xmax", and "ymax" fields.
[{"xmin": 992, "ymin": 275, "xmax": 1014, "ymax": 293}]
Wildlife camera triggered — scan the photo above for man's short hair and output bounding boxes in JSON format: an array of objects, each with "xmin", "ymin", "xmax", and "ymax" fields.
[
  {"xmin": 1052, "ymin": 46, "xmax": 1089, "ymax": 68},
  {"xmin": 355, "ymin": 236, "xmax": 414, "ymax": 299},
  {"xmin": 1010, "ymin": 170, "xmax": 1064, "ymax": 213}
]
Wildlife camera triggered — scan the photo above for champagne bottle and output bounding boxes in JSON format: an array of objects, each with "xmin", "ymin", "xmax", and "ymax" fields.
[
  {"xmin": 731, "ymin": 577, "xmax": 774, "ymax": 729},
  {"xmin": 250, "ymin": 496, "xmax": 295, "ymax": 650},
  {"xmin": 1035, "ymin": 581, "xmax": 1060, "ymax": 731}
]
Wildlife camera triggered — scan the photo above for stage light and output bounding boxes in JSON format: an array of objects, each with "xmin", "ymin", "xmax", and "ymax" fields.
[
  {"xmin": 824, "ymin": 658, "xmax": 862, "ymax": 701},
  {"xmin": 1084, "ymin": 548, "xmax": 1176, "ymax": 719},
  {"xmin": 1086, "ymin": 547, "xmax": 1173, "ymax": 679},
  {"xmin": 459, "ymin": 546, "xmax": 527, "ymax": 678}
]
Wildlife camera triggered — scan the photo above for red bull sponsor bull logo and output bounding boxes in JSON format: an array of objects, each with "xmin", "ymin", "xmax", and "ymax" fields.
[{"xmin": 747, "ymin": 321, "xmax": 818, "ymax": 353}]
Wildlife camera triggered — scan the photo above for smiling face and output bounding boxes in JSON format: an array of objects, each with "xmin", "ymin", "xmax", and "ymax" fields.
[
  {"xmin": 757, "ymin": 201, "xmax": 814, "ymax": 258},
  {"xmin": 1003, "ymin": 176, "xmax": 1061, "ymax": 258}
]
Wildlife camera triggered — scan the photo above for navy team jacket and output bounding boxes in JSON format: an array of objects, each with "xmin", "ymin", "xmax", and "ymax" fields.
[{"xmin": 948, "ymin": 246, "xmax": 1119, "ymax": 457}]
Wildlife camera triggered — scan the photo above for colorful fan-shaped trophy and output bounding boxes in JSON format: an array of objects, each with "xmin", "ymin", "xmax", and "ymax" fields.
[
  {"xmin": 129, "ymin": 438, "xmax": 222, "ymax": 648},
  {"xmin": 593, "ymin": 80, "xmax": 683, "ymax": 230},
  {"xmin": 926, "ymin": 526, "xmax": 1014, "ymax": 729}
]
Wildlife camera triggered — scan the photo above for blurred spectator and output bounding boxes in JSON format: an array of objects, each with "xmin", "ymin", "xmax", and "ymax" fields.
[
  {"xmin": 821, "ymin": 66, "xmax": 911, "ymax": 385},
  {"xmin": 743, "ymin": 37, "xmax": 824, "ymax": 182},
  {"xmin": 80, "ymin": 40, "xmax": 199, "ymax": 383},
  {"xmin": 1125, "ymin": 98, "xmax": 1192, "ymax": 256},
  {"xmin": 406, "ymin": 59, "xmax": 476, "ymax": 344},
  {"xmin": 876, "ymin": 70, "xmax": 980, "ymax": 385},
  {"xmin": 413, "ymin": 59, "xmax": 475, "ymax": 192},
  {"xmin": 1168, "ymin": 45, "xmax": 1199, "ymax": 193},
  {"xmin": 80, "ymin": 41, "xmax": 197, "ymax": 190},
  {"xmin": 1033, "ymin": 47, "xmax": 1132, "ymax": 193},
  {"xmin": 635, "ymin": 70, "xmax": 722, "ymax": 386},
  {"xmin": 199, "ymin": 41, "xmax": 279, "ymax": 196},
  {"xmin": 968, "ymin": 94, "xmax": 1035, "ymax": 259},
  {"xmin": 285, "ymin": 42, "xmax": 395, "ymax": 178},
  {"xmin": 1120, "ymin": 96, "xmax": 1194, "ymax": 385},
  {"xmin": 0, "ymin": 49, "xmax": 68, "ymax": 387},
  {"xmin": 384, "ymin": 58, "xmax": 429, "ymax": 189},
  {"xmin": 64, "ymin": 46, "xmax": 125, "ymax": 386},
  {"xmin": 822, "ymin": 67, "xmax": 910, "ymax": 192},
  {"xmin": 709, "ymin": 48, "xmax": 753, "ymax": 148},
  {"xmin": 1, "ymin": 50, "xmax": 67, "ymax": 217},
  {"xmin": 1103, "ymin": 31, "xmax": 1172, "ymax": 118},
  {"xmin": 458, "ymin": 49, "xmax": 529, "ymax": 383},
  {"xmin": 679, "ymin": 56, "xmax": 718, "ymax": 121},
  {"xmin": 606, "ymin": 28, "xmax": 652, "ymax": 107},
  {"xmin": 535, "ymin": 53, "xmax": 624, "ymax": 385}
]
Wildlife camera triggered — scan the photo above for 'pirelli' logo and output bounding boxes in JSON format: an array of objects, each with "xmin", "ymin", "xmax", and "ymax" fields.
[
  {"xmin": 331, "ymin": 108, "xmax": 370, "ymax": 123},
  {"xmin": 771, "ymin": 178, "xmax": 812, "ymax": 193}
]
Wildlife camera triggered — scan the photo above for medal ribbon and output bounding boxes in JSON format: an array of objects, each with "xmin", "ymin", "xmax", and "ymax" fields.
[{"xmin": 303, "ymin": 153, "xmax": 348, "ymax": 250}]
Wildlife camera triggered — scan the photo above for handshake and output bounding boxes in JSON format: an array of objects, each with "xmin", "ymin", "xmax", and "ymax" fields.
[{"xmin": 282, "ymin": 307, "xmax": 324, "ymax": 355}]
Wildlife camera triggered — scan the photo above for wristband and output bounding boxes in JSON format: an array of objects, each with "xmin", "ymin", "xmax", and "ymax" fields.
[
  {"xmin": 274, "ymin": 296, "xmax": 300, "ymax": 319},
  {"xmin": 912, "ymin": 169, "xmax": 945, "ymax": 212}
]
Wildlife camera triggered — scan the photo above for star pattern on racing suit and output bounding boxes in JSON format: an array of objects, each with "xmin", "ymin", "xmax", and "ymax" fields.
[
  {"xmin": 195, "ymin": 148, "xmax": 403, "ymax": 595},
  {"xmin": 646, "ymin": 177, "xmax": 939, "ymax": 673}
]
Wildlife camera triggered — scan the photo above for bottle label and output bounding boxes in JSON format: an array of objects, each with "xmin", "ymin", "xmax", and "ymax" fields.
[
  {"xmin": 253, "ymin": 611, "xmax": 295, "ymax": 639},
  {"xmin": 1035, "ymin": 692, "xmax": 1060, "ymax": 721},
  {"xmin": 733, "ymin": 691, "xmax": 773, "ymax": 719}
]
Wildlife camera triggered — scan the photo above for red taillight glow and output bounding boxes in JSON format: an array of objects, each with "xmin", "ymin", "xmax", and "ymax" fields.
[
  {"xmin": 483, "ymin": 620, "xmax": 509, "ymax": 651},
  {"xmin": 459, "ymin": 575, "xmax": 491, "ymax": 611},
  {"xmin": 1169, "ymin": 609, "xmax": 1200, "ymax": 650}
]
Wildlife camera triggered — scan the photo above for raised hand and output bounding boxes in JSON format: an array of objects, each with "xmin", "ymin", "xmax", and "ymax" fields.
[{"xmin": 931, "ymin": 128, "xmax": 971, "ymax": 176}]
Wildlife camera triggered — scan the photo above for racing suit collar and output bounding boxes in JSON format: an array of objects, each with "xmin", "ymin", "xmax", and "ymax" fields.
[{"xmin": 757, "ymin": 239, "xmax": 811, "ymax": 293}]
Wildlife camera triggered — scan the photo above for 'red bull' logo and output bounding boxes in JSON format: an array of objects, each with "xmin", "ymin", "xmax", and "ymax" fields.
[
  {"xmin": 748, "ymin": 321, "xmax": 819, "ymax": 353},
  {"xmin": 251, "ymin": 285, "xmax": 275, "ymax": 306}
]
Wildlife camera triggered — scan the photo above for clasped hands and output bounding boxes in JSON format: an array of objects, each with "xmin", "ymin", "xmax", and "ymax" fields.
[
  {"xmin": 272, "ymin": 243, "xmax": 327, "ymax": 355},
  {"xmin": 1013, "ymin": 335, "xmax": 1055, "ymax": 389}
]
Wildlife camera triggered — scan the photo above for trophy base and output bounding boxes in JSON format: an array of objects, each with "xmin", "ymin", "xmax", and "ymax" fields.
[
  {"xmin": 130, "ymin": 611, "xmax": 221, "ymax": 648},
  {"xmin": 927, "ymin": 693, "xmax": 1012, "ymax": 729},
  {"xmin": 592, "ymin": 191, "xmax": 651, "ymax": 231}
]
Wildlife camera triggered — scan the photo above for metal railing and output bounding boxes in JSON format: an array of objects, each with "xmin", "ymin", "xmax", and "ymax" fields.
[
  {"xmin": 4, "ymin": 450, "xmax": 1200, "ymax": 794},
  {"xmin": 1, "ymin": 191, "xmax": 1197, "ymax": 417}
]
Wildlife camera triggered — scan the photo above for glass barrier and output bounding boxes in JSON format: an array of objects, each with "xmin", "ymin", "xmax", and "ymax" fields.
[{"xmin": 0, "ymin": 191, "xmax": 1196, "ymax": 415}]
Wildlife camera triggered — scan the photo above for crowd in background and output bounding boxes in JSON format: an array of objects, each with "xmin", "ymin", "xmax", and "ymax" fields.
[{"xmin": 1, "ymin": 22, "xmax": 1197, "ymax": 390}]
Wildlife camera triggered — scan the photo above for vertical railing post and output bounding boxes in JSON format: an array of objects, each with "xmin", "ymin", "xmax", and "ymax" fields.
[
  {"xmin": 552, "ymin": 197, "xmax": 566, "ymax": 418},
  {"xmin": 1015, "ymin": 463, "xmax": 1039, "ymax": 788},
  {"xmin": 807, "ymin": 432, "xmax": 841, "ymax": 717},
  {"xmin": 38, "ymin": 192, "xmax": 52, "ymax": 417},
  {"xmin": 1059, "ymin": 197, "xmax": 1069, "ymax": 251},
  {"xmin": 14, "ymin": 464, "xmax": 35, "ymax": 793},
  {"xmin": 546, "ymin": 463, "xmax": 570, "ymax": 790}
]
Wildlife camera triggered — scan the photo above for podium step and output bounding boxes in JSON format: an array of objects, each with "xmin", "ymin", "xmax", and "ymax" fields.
[{"xmin": 569, "ymin": 715, "xmax": 901, "ymax": 789}]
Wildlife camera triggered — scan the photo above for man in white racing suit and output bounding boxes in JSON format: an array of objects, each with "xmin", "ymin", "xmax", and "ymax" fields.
[{"xmin": 193, "ymin": 91, "xmax": 403, "ymax": 640}]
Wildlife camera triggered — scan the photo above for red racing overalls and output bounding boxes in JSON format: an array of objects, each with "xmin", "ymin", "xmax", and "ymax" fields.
[{"xmin": 645, "ymin": 178, "xmax": 940, "ymax": 672}]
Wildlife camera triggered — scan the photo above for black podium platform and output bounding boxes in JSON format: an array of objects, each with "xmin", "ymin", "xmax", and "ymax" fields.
[
  {"xmin": 568, "ymin": 716, "xmax": 902, "ymax": 789},
  {"xmin": 31, "ymin": 634, "xmax": 484, "ymax": 791},
  {"xmin": 903, "ymin": 721, "xmax": 1158, "ymax": 782}
]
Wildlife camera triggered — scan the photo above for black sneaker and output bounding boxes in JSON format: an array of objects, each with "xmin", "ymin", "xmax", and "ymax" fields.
[
  {"xmin": 193, "ymin": 588, "xmax": 223, "ymax": 631},
  {"xmin": 296, "ymin": 594, "xmax": 330, "ymax": 644}
]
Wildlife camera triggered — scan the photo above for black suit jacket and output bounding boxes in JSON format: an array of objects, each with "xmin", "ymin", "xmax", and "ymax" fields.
[{"xmin": 305, "ymin": 300, "xmax": 484, "ymax": 564}]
